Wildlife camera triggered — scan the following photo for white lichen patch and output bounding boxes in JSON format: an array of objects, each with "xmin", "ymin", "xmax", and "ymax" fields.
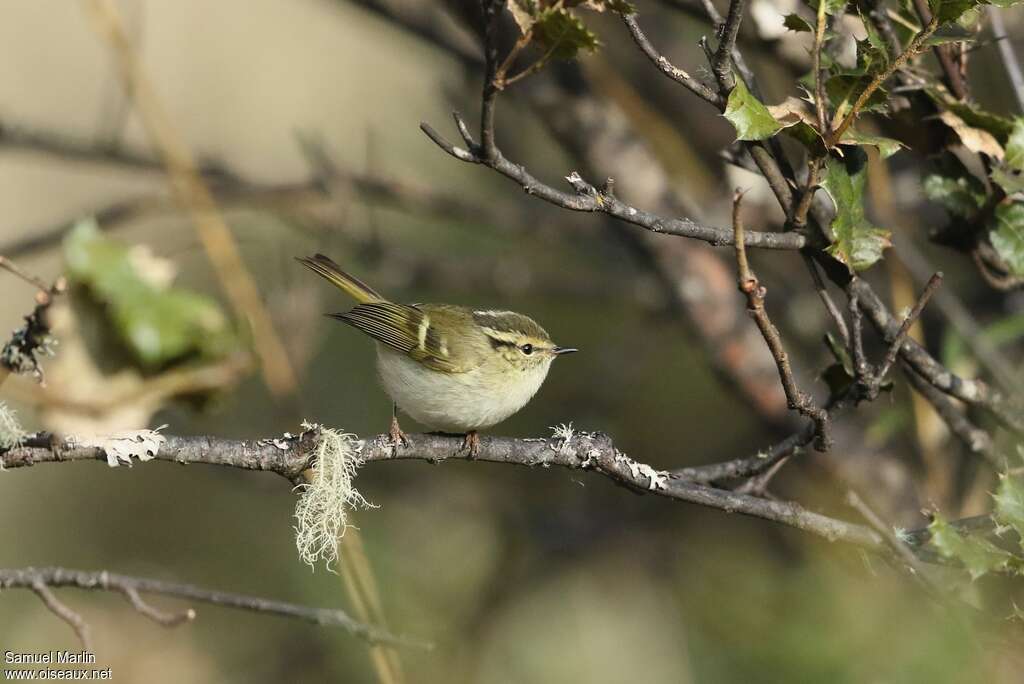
[
  {"xmin": 294, "ymin": 423, "xmax": 374, "ymax": 571},
  {"xmin": 893, "ymin": 526, "xmax": 911, "ymax": 544},
  {"xmin": 0, "ymin": 401, "xmax": 27, "ymax": 453},
  {"xmin": 615, "ymin": 452, "xmax": 669, "ymax": 491},
  {"xmin": 76, "ymin": 425, "xmax": 167, "ymax": 467},
  {"xmin": 550, "ymin": 422, "xmax": 577, "ymax": 456}
]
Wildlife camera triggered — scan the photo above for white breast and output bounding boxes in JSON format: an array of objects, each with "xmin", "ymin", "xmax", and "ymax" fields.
[{"xmin": 376, "ymin": 346, "xmax": 552, "ymax": 432}]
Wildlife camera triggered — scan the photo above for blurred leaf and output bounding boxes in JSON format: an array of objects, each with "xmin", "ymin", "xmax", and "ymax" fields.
[
  {"xmin": 64, "ymin": 219, "xmax": 238, "ymax": 368},
  {"xmin": 1007, "ymin": 117, "xmax": 1024, "ymax": 172},
  {"xmin": 938, "ymin": 110, "xmax": 1005, "ymax": 159},
  {"xmin": 783, "ymin": 13, "xmax": 814, "ymax": 31},
  {"xmin": 567, "ymin": 0, "xmax": 636, "ymax": 12},
  {"xmin": 991, "ymin": 203, "xmax": 1024, "ymax": 277},
  {"xmin": 991, "ymin": 164, "xmax": 1024, "ymax": 195},
  {"xmin": 508, "ymin": 0, "xmax": 538, "ymax": 34},
  {"xmin": 924, "ymin": 23, "xmax": 975, "ymax": 45},
  {"xmin": 941, "ymin": 311, "xmax": 1024, "ymax": 370},
  {"xmin": 866, "ymin": 405, "xmax": 910, "ymax": 448},
  {"xmin": 809, "ymin": 0, "xmax": 849, "ymax": 15},
  {"xmin": 993, "ymin": 474, "xmax": 1024, "ymax": 541},
  {"xmin": 534, "ymin": 7, "xmax": 600, "ymax": 60},
  {"xmin": 943, "ymin": 99, "xmax": 1016, "ymax": 141},
  {"xmin": 923, "ymin": 173, "xmax": 985, "ymax": 218},
  {"xmin": 822, "ymin": 149, "xmax": 892, "ymax": 270},
  {"xmin": 928, "ymin": 0, "xmax": 981, "ymax": 23},
  {"xmin": 724, "ymin": 80, "xmax": 782, "ymax": 141},
  {"xmin": 928, "ymin": 514, "xmax": 1021, "ymax": 579}
]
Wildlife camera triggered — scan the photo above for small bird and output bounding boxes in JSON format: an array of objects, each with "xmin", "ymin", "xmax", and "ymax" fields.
[{"xmin": 297, "ymin": 254, "xmax": 577, "ymax": 454}]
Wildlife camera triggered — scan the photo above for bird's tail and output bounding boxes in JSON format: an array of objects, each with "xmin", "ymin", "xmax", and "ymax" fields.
[{"xmin": 296, "ymin": 254, "xmax": 387, "ymax": 304}]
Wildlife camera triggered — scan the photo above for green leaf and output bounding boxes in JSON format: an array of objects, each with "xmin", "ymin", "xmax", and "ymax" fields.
[
  {"xmin": 840, "ymin": 129, "xmax": 905, "ymax": 159},
  {"xmin": 1006, "ymin": 117, "xmax": 1024, "ymax": 173},
  {"xmin": 923, "ymin": 173, "xmax": 985, "ymax": 218},
  {"xmin": 928, "ymin": 0, "xmax": 981, "ymax": 24},
  {"xmin": 991, "ymin": 164, "xmax": 1024, "ymax": 196},
  {"xmin": 533, "ymin": 7, "xmax": 600, "ymax": 60},
  {"xmin": 994, "ymin": 474, "xmax": 1024, "ymax": 541},
  {"xmin": 826, "ymin": 75, "xmax": 888, "ymax": 115},
  {"xmin": 63, "ymin": 219, "xmax": 238, "ymax": 368},
  {"xmin": 924, "ymin": 23, "xmax": 975, "ymax": 45},
  {"xmin": 928, "ymin": 513, "xmax": 1021, "ymax": 579},
  {"xmin": 723, "ymin": 79, "xmax": 783, "ymax": 141},
  {"xmin": 822, "ymin": 149, "xmax": 892, "ymax": 271},
  {"xmin": 783, "ymin": 13, "xmax": 814, "ymax": 31},
  {"xmin": 990, "ymin": 202, "xmax": 1024, "ymax": 277}
]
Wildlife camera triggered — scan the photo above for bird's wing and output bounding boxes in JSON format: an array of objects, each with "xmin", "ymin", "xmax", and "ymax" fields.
[{"xmin": 331, "ymin": 302, "xmax": 472, "ymax": 373}]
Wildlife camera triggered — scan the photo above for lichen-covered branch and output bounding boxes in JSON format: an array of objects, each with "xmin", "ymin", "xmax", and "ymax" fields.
[{"xmin": 2, "ymin": 428, "xmax": 883, "ymax": 550}]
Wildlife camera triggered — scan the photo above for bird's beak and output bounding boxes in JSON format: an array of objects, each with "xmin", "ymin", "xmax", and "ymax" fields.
[{"xmin": 553, "ymin": 346, "xmax": 579, "ymax": 356}]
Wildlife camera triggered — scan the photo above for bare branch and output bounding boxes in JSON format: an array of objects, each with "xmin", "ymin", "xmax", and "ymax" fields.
[
  {"xmin": 732, "ymin": 192, "xmax": 831, "ymax": 449},
  {"xmin": 876, "ymin": 271, "xmax": 943, "ymax": 383},
  {"xmin": 1, "ymin": 428, "xmax": 882, "ymax": 550},
  {"xmin": 420, "ymin": 118, "xmax": 807, "ymax": 250},
  {"xmin": 849, "ymin": 278, "xmax": 1023, "ymax": 433},
  {"xmin": 711, "ymin": 0, "xmax": 747, "ymax": 90},
  {"xmin": 622, "ymin": 14, "xmax": 723, "ymax": 107},
  {"xmin": 1, "ymin": 566, "xmax": 423, "ymax": 647},
  {"xmin": 30, "ymin": 579, "xmax": 93, "ymax": 650}
]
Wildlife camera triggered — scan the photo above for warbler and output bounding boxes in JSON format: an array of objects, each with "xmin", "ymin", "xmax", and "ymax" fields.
[{"xmin": 297, "ymin": 254, "xmax": 577, "ymax": 453}]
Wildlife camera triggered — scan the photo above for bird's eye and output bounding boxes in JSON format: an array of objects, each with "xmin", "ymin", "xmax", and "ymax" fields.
[{"xmin": 520, "ymin": 344, "xmax": 533, "ymax": 355}]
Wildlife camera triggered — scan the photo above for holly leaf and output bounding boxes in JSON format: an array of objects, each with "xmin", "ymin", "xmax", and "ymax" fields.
[
  {"xmin": 826, "ymin": 75, "xmax": 888, "ymax": 115},
  {"xmin": 1007, "ymin": 117, "xmax": 1024, "ymax": 173},
  {"xmin": 822, "ymin": 149, "xmax": 892, "ymax": 271},
  {"xmin": 990, "ymin": 202, "xmax": 1024, "ymax": 277},
  {"xmin": 533, "ymin": 7, "xmax": 600, "ymax": 60},
  {"xmin": 723, "ymin": 79, "xmax": 783, "ymax": 141},
  {"xmin": 783, "ymin": 13, "xmax": 814, "ymax": 31},
  {"xmin": 840, "ymin": 129, "xmax": 905, "ymax": 159},
  {"xmin": 938, "ymin": 110, "xmax": 1005, "ymax": 159},
  {"xmin": 991, "ymin": 164, "xmax": 1024, "ymax": 196},
  {"xmin": 923, "ymin": 173, "xmax": 986, "ymax": 218},
  {"xmin": 64, "ymin": 219, "xmax": 238, "ymax": 368},
  {"xmin": 928, "ymin": 0, "xmax": 981, "ymax": 24},
  {"xmin": 928, "ymin": 514, "xmax": 1022, "ymax": 579},
  {"xmin": 994, "ymin": 474, "xmax": 1024, "ymax": 541}
]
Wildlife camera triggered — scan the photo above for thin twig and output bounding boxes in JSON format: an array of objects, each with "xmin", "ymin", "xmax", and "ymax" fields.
[
  {"xmin": 732, "ymin": 192, "xmax": 831, "ymax": 449},
  {"xmin": 622, "ymin": 14, "xmax": 723, "ymax": 106},
  {"xmin": 845, "ymin": 490, "xmax": 938, "ymax": 593},
  {"xmin": 813, "ymin": 0, "xmax": 830, "ymax": 133},
  {"xmin": 1, "ymin": 566, "xmax": 425, "ymax": 647},
  {"xmin": 0, "ymin": 256, "xmax": 51, "ymax": 292},
  {"xmin": 119, "ymin": 585, "xmax": 196, "ymax": 627},
  {"xmin": 876, "ymin": 272, "xmax": 943, "ymax": 382},
  {"xmin": 828, "ymin": 13, "xmax": 939, "ymax": 145},
  {"xmin": 712, "ymin": 0, "xmax": 748, "ymax": 90},
  {"xmin": 30, "ymin": 579, "xmax": 93, "ymax": 650},
  {"xmin": 804, "ymin": 254, "xmax": 850, "ymax": 345},
  {"xmin": 420, "ymin": 118, "xmax": 807, "ymax": 250}
]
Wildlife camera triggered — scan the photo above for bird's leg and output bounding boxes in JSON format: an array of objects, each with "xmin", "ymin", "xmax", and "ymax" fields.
[
  {"xmin": 460, "ymin": 431, "xmax": 480, "ymax": 458},
  {"xmin": 388, "ymin": 405, "xmax": 409, "ymax": 449}
]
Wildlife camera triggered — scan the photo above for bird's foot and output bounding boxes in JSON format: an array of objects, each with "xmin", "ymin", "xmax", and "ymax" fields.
[
  {"xmin": 388, "ymin": 415, "xmax": 410, "ymax": 450},
  {"xmin": 460, "ymin": 431, "xmax": 480, "ymax": 458}
]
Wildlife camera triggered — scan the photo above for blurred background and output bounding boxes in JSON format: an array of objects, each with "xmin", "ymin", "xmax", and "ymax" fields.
[{"xmin": 1, "ymin": 1, "xmax": 1023, "ymax": 681}]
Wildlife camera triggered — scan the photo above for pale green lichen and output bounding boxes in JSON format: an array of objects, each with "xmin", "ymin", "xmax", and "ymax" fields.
[{"xmin": 293, "ymin": 422, "xmax": 374, "ymax": 570}]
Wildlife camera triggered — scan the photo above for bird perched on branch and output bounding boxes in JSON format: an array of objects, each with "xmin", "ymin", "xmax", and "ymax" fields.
[{"xmin": 297, "ymin": 254, "xmax": 577, "ymax": 454}]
